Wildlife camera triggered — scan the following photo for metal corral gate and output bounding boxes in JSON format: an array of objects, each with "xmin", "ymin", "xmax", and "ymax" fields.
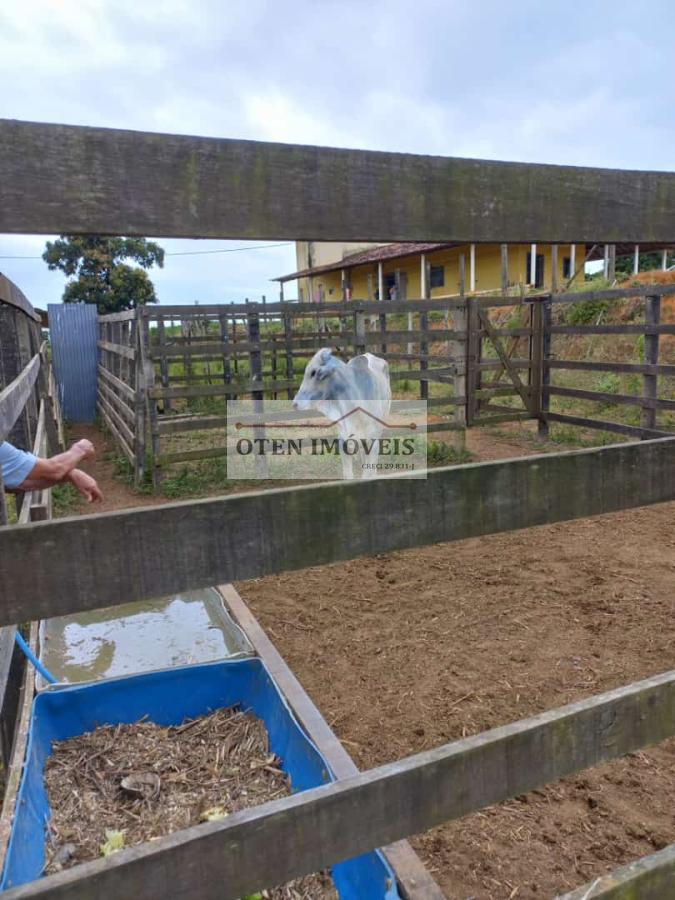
[{"xmin": 47, "ymin": 303, "xmax": 98, "ymax": 422}]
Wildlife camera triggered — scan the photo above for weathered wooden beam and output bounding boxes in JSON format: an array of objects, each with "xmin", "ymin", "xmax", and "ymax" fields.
[
  {"xmin": 0, "ymin": 276, "xmax": 40, "ymax": 323},
  {"xmin": 149, "ymin": 298, "xmax": 467, "ymax": 317},
  {"xmin": 7, "ymin": 668, "xmax": 675, "ymax": 900},
  {"xmin": 549, "ymin": 324, "xmax": 675, "ymax": 335},
  {"xmin": 97, "ymin": 309, "xmax": 139, "ymax": 323},
  {"xmin": 543, "ymin": 412, "xmax": 670, "ymax": 440},
  {"xmin": 0, "ymin": 354, "xmax": 40, "ymax": 443},
  {"xmin": 97, "ymin": 364, "xmax": 136, "ymax": 403},
  {"xmin": 1, "ymin": 438, "xmax": 675, "ymax": 626},
  {"xmin": 149, "ymin": 379, "xmax": 297, "ymax": 400},
  {"xmin": 548, "ymin": 360, "xmax": 675, "ymax": 376},
  {"xmin": 546, "ymin": 385, "xmax": 675, "ymax": 411},
  {"xmin": 97, "ymin": 340, "xmax": 136, "ymax": 360},
  {"xmin": 4, "ymin": 119, "xmax": 675, "ymax": 242},
  {"xmin": 559, "ymin": 843, "xmax": 675, "ymax": 899}
]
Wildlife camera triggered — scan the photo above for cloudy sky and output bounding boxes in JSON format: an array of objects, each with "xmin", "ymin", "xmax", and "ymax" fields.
[{"xmin": 1, "ymin": 0, "xmax": 674, "ymax": 307}]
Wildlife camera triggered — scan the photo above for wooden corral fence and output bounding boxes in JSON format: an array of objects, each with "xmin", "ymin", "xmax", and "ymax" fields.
[
  {"xmin": 3, "ymin": 118, "xmax": 675, "ymax": 898},
  {"xmin": 0, "ymin": 276, "xmax": 60, "ymax": 869},
  {"xmin": 96, "ymin": 309, "xmax": 147, "ymax": 482},
  {"xmin": 98, "ymin": 281, "xmax": 675, "ymax": 486}
]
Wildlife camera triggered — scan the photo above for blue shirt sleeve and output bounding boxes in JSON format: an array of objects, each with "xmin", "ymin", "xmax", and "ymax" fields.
[{"xmin": 0, "ymin": 442, "xmax": 38, "ymax": 489}]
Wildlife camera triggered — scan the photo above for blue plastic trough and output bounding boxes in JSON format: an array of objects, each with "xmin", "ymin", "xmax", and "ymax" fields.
[{"xmin": 1, "ymin": 658, "xmax": 400, "ymax": 898}]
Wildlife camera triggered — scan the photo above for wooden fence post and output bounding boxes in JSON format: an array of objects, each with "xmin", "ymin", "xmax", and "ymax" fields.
[
  {"xmin": 219, "ymin": 312, "xmax": 231, "ymax": 387},
  {"xmin": 136, "ymin": 308, "xmax": 153, "ymax": 487},
  {"xmin": 538, "ymin": 296, "xmax": 552, "ymax": 436},
  {"xmin": 550, "ymin": 244, "xmax": 558, "ymax": 292},
  {"xmin": 642, "ymin": 294, "xmax": 661, "ymax": 435},
  {"xmin": 452, "ymin": 254, "xmax": 468, "ymax": 439},
  {"xmin": 354, "ymin": 308, "xmax": 366, "ymax": 356},
  {"xmin": 283, "ymin": 308, "xmax": 294, "ymax": 400},
  {"xmin": 419, "ymin": 259, "xmax": 430, "ymax": 401},
  {"xmin": 36, "ymin": 344, "xmax": 59, "ymax": 454},
  {"xmin": 465, "ymin": 297, "xmax": 480, "ymax": 427},
  {"xmin": 500, "ymin": 244, "xmax": 509, "ymax": 295},
  {"xmin": 530, "ymin": 298, "xmax": 544, "ymax": 427},
  {"xmin": 157, "ymin": 316, "xmax": 171, "ymax": 413},
  {"xmin": 607, "ymin": 243, "xmax": 616, "ymax": 282},
  {"xmin": 247, "ymin": 305, "xmax": 267, "ymax": 478},
  {"xmin": 231, "ymin": 309, "xmax": 239, "ymax": 376}
]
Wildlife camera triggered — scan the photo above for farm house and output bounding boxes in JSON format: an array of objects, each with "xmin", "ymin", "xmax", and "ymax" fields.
[
  {"xmin": 1, "ymin": 116, "xmax": 675, "ymax": 900},
  {"xmin": 283, "ymin": 241, "xmax": 675, "ymax": 303}
]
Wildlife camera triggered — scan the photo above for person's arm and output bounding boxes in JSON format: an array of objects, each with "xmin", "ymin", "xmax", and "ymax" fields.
[
  {"xmin": 16, "ymin": 439, "xmax": 95, "ymax": 491},
  {"xmin": 67, "ymin": 468, "xmax": 104, "ymax": 503}
]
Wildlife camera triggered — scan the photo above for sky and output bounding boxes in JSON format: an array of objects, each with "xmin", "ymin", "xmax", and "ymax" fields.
[{"xmin": 2, "ymin": 0, "xmax": 675, "ymax": 307}]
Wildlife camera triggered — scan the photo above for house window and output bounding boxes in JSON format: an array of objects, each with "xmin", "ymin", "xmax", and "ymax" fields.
[
  {"xmin": 429, "ymin": 265, "xmax": 445, "ymax": 289},
  {"xmin": 526, "ymin": 252, "xmax": 545, "ymax": 288},
  {"xmin": 562, "ymin": 257, "xmax": 571, "ymax": 279}
]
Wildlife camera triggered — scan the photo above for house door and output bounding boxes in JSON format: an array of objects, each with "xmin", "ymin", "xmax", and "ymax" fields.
[
  {"xmin": 384, "ymin": 271, "xmax": 408, "ymax": 301},
  {"xmin": 526, "ymin": 252, "xmax": 545, "ymax": 289}
]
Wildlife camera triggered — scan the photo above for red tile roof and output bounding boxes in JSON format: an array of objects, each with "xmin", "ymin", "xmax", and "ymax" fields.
[{"xmin": 274, "ymin": 241, "xmax": 458, "ymax": 282}]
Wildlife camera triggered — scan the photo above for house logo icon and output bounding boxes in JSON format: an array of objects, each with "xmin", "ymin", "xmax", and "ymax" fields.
[{"xmin": 235, "ymin": 406, "xmax": 418, "ymax": 431}]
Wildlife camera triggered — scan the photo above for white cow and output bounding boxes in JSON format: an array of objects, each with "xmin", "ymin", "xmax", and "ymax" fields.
[{"xmin": 293, "ymin": 348, "xmax": 392, "ymax": 479}]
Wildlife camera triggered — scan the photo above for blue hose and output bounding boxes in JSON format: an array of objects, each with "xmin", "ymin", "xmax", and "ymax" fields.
[{"xmin": 14, "ymin": 631, "xmax": 58, "ymax": 685}]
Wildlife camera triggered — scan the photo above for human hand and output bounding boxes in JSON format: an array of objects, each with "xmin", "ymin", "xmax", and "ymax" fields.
[
  {"xmin": 71, "ymin": 439, "xmax": 95, "ymax": 461},
  {"xmin": 69, "ymin": 469, "xmax": 103, "ymax": 503}
]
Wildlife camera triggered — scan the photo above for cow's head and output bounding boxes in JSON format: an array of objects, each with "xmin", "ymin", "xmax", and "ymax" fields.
[{"xmin": 292, "ymin": 348, "xmax": 338, "ymax": 409}]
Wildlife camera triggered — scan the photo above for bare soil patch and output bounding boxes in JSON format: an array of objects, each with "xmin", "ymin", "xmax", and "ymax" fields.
[{"xmin": 237, "ymin": 500, "xmax": 675, "ymax": 899}]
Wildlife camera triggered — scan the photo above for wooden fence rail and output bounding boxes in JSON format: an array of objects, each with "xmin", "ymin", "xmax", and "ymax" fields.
[{"xmin": 2, "ymin": 436, "xmax": 674, "ymax": 627}]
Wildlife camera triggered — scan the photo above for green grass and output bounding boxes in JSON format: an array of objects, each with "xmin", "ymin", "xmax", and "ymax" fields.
[
  {"xmin": 427, "ymin": 440, "xmax": 473, "ymax": 466},
  {"xmin": 52, "ymin": 483, "xmax": 83, "ymax": 517},
  {"xmin": 159, "ymin": 457, "xmax": 234, "ymax": 499}
]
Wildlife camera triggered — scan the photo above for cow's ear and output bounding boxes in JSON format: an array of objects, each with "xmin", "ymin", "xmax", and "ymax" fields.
[{"xmin": 318, "ymin": 348, "xmax": 333, "ymax": 365}]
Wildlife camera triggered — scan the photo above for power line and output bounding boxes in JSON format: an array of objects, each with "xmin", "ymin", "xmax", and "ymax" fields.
[{"xmin": 0, "ymin": 242, "xmax": 294, "ymax": 260}]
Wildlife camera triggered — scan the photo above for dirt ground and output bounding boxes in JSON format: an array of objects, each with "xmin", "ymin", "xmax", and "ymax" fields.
[{"xmin": 73, "ymin": 423, "xmax": 675, "ymax": 899}]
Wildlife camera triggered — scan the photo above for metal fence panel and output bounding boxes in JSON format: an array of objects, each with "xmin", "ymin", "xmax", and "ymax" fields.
[{"xmin": 47, "ymin": 304, "xmax": 98, "ymax": 423}]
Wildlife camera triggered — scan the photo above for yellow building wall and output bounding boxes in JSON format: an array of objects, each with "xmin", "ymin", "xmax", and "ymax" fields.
[{"xmin": 298, "ymin": 243, "xmax": 586, "ymax": 302}]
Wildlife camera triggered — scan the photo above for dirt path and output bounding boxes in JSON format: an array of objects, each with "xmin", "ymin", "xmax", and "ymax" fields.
[
  {"xmin": 64, "ymin": 424, "xmax": 675, "ymax": 898},
  {"xmin": 65, "ymin": 424, "xmax": 166, "ymax": 513}
]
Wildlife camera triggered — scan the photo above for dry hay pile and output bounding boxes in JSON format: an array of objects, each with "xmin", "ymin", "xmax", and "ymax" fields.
[{"xmin": 44, "ymin": 706, "xmax": 337, "ymax": 899}]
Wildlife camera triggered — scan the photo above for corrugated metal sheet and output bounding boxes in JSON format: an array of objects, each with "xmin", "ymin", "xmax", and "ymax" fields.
[{"xmin": 48, "ymin": 303, "xmax": 98, "ymax": 423}]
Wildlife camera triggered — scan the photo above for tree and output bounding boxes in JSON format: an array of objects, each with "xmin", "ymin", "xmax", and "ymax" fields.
[{"xmin": 43, "ymin": 236, "xmax": 165, "ymax": 313}]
